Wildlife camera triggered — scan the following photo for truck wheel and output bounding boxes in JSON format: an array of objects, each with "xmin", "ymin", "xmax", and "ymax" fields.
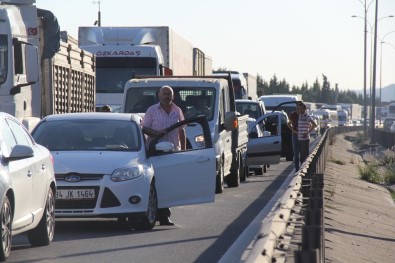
[
  {"xmin": 215, "ymin": 162, "xmax": 224, "ymax": 194},
  {"xmin": 227, "ymin": 154, "xmax": 240, "ymax": 188},
  {"xmin": 0, "ymin": 196, "xmax": 12, "ymax": 261},
  {"xmin": 27, "ymin": 188, "xmax": 55, "ymax": 246},
  {"xmin": 240, "ymin": 158, "xmax": 246, "ymax": 182}
]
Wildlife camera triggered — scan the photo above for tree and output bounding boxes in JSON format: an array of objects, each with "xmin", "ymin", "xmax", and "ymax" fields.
[
  {"xmin": 321, "ymin": 74, "xmax": 332, "ymax": 103},
  {"xmin": 256, "ymin": 74, "xmax": 267, "ymax": 97}
]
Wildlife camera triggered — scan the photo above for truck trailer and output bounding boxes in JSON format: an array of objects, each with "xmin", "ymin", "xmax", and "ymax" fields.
[
  {"xmin": 78, "ymin": 26, "xmax": 212, "ymax": 112},
  {"xmin": 0, "ymin": 0, "xmax": 96, "ymax": 131},
  {"xmin": 243, "ymin": 73, "xmax": 257, "ymax": 100}
]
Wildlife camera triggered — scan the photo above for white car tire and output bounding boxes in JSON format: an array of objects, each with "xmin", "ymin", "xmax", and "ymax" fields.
[
  {"xmin": 0, "ymin": 196, "xmax": 12, "ymax": 261},
  {"xmin": 129, "ymin": 184, "xmax": 158, "ymax": 230},
  {"xmin": 27, "ymin": 188, "xmax": 55, "ymax": 246}
]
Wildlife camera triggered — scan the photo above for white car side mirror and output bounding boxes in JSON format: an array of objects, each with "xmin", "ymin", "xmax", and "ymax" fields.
[{"xmin": 155, "ymin": 141, "xmax": 174, "ymax": 152}]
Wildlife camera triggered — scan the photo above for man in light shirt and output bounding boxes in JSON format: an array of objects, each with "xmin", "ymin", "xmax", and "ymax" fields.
[{"xmin": 142, "ymin": 85, "xmax": 186, "ymax": 226}]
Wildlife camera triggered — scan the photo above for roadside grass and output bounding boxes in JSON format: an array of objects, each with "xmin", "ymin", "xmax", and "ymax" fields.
[
  {"xmin": 390, "ymin": 189, "xmax": 395, "ymax": 201},
  {"xmin": 351, "ymin": 132, "xmax": 395, "ymax": 201},
  {"xmin": 329, "ymin": 159, "xmax": 345, "ymax": 165}
]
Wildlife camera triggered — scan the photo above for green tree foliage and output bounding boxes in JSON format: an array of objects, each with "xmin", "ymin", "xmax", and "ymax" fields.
[
  {"xmin": 214, "ymin": 68, "xmax": 363, "ymax": 105},
  {"xmin": 256, "ymin": 73, "xmax": 362, "ymax": 105}
]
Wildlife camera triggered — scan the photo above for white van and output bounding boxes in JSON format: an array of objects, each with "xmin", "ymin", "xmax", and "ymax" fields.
[{"xmin": 259, "ymin": 94, "xmax": 302, "ymax": 117}]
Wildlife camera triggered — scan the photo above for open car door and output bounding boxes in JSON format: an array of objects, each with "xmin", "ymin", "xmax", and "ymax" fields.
[
  {"xmin": 246, "ymin": 112, "xmax": 282, "ymax": 165},
  {"xmin": 148, "ymin": 116, "xmax": 216, "ymax": 208}
]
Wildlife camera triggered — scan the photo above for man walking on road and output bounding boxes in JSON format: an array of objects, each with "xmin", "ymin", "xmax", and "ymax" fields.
[
  {"xmin": 297, "ymin": 102, "xmax": 317, "ymax": 165},
  {"xmin": 142, "ymin": 85, "xmax": 186, "ymax": 226}
]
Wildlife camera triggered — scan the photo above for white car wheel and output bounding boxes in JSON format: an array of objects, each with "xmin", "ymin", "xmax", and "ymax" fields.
[
  {"xmin": 0, "ymin": 197, "xmax": 12, "ymax": 261},
  {"xmin": 27, "ymin": 188, "xmax": 55, "ymax": 246},
  {"xmin": 130, "ymin": 184, "xmax": 157, "ymax": 230}
]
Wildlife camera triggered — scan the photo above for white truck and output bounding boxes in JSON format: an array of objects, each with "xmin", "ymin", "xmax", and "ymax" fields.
[
  {"xmin": 0, "ymin": 0, "xmax": 96, "ymax": 131},
  {"xmin": 78, "ymin": 26, "xmax": 212, "ymax": 112},
  {"xmin": 243, "ymin": 73, "xmax": 258, "ymax": 100},
  {"xmin": 213, "ymin": 70, "xmax": 248, "ymax": 100},
  {"xmin": 122, "ymin": 76, "xmax": 283, "ymax": 193},
  {"xmin": 337, "ymin": 109, "xmax": 349, "ymax": 126}
]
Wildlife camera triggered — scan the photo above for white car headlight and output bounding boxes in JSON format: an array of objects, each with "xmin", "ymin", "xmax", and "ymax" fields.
[{"xmin": 111, "ymin": 165, "xmax": 144, "ymax": 182}]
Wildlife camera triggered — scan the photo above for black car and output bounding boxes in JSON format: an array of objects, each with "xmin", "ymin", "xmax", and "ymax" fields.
[{"xmin": 384, "ymin": 118, "xmax": 395, "ymax": 131}]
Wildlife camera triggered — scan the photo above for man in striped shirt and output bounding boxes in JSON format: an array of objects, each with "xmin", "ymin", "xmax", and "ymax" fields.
[
  {"xmin": 142, "ymin": 85, "xmax": 186, "ymax": 226},
  {"xmin": 297, "ymin": 102, "xmax": 317, "ymax": 165}
]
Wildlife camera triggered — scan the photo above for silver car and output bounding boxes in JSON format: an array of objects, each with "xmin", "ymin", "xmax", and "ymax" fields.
[{"xmin": 0, "ymin": 113, "xmax": 56, "ymax": 261}]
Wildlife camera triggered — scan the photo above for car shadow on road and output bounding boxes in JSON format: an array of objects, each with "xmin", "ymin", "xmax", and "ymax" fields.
[{"xmin": 194, "ymin": 162, "xmax": 294, "ymax": 263}]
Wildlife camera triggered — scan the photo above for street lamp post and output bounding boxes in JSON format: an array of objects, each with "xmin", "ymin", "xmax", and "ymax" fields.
[
  {"xmin": 352, "ymin": 0, "xmax": 374, "ymax": 135},
  {"xmin": 379, "ymin": 33, "xmax": 395, "ymax": 124},
  {"xmin": 371, "ymin": 0, "xmax": 378, "ymax": 144},
  {"xmin": 352, "ymin": 9, "xmax": 393, "ymax": 137}
]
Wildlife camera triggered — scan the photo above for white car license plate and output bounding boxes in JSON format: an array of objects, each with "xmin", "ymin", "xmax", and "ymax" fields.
[{"xmin": 56, "ymin": 189, "xmax": 95, "ymax": 200}]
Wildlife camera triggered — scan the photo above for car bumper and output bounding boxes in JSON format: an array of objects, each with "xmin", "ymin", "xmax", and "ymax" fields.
[{"xmin": 55, "ymin": 175, "xmax": 151, "ymax": 217}]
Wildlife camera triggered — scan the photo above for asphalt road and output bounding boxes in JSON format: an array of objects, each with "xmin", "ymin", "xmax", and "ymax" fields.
[{"xmin": 9, "ymin": 160, "xmax": 295, "ymax": 263}]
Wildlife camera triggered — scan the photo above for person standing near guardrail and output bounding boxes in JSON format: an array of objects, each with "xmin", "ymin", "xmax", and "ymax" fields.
[
  {"xmin": 297, "ymin": 102, "xmax": 317, "ymax": 165},
  {"xmin": 287, "ymin": 104, "xmax": 300, "ymax": 171}
]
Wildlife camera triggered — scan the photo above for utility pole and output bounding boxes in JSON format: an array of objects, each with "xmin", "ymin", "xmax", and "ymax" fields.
[
  {"xmin": 363, "ymin": 1, "xmax": 368, "ymax": 135},
  {"xmin": 371, "ymin": 0, "xmax": 378, "ymax": 143},
  {"xmin": 93, "ymin": 1, "xmax": 101, "ymax": 27}
]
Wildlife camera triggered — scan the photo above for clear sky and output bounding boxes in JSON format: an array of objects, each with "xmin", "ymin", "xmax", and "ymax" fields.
[{"xmin": 36, "ymin": 0, "xmax": 395, "ymax": 91}]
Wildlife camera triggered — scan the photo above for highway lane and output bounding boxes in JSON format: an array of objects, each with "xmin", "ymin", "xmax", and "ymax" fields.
[{"xmin": 9, "ymin": 160, "xmax": 294, "ymax": 263}]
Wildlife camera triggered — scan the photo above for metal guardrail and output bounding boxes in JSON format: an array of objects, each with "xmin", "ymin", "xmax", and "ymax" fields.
[{"xmin": 245, "ymin": 126, "xmax": 364, "ymax": 263}]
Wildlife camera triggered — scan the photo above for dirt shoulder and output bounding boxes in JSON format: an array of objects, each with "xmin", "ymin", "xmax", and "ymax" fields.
[{"xmin": 324, "ymin": 132, "xmax": 395, "ymax": 263}]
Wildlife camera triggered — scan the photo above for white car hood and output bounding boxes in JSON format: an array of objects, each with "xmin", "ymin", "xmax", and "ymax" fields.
[{"xmin": 52, "ymin": 151, "xmax": 142, "ymax": 174}]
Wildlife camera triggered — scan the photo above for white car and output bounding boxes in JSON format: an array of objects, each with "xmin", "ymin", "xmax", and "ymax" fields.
[
  {"xmin": 31, "ymin": 113, "xmax": 215, "ymax": 230},
  {"xmin": 246, "ymin": 112, "xmax": 283, "ymax": 174},
  {"xmin": 235, "ymin": 99, "xmax": 266, "ymax": 119},
  {"xmin": 0, "ymin": 113, "xmax": 56, "ymax": 261}
]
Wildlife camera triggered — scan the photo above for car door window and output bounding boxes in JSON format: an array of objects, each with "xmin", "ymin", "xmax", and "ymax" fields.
[
  {"xmin": 148, "ymin": 116, "xmax": 212, "ymax": 155},
  {"xmin": 6, "ymin": 118, "xmax": 32, "ymax": 147},
  {"xmin": 263, "ymin": 115, "xmax": 279, "ymax": 136},
  {"xmin": 1, "ymin": 118, "xmax": 16, "ymax": 155}
]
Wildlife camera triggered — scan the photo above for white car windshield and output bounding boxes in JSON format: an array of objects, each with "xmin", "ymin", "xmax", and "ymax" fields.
[{"xmin": 33, "ymin": 119, "xmax": 141, "ymax": 151}]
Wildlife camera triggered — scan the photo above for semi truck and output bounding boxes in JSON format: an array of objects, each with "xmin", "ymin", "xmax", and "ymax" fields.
[
  {"xmin": 122, "ymin": 75, "xmax": 283, "ymax": 194},
  {"xmin": 78, "ymin": 26, "xmax": 212, "ymax": 112},
  {"xmin": 0, "ymin": 0, "xmax": 96, "ymax": 131},
  {"xmin": 338, "ymin": 103, "xmax": 362, "ymax": 121}
]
